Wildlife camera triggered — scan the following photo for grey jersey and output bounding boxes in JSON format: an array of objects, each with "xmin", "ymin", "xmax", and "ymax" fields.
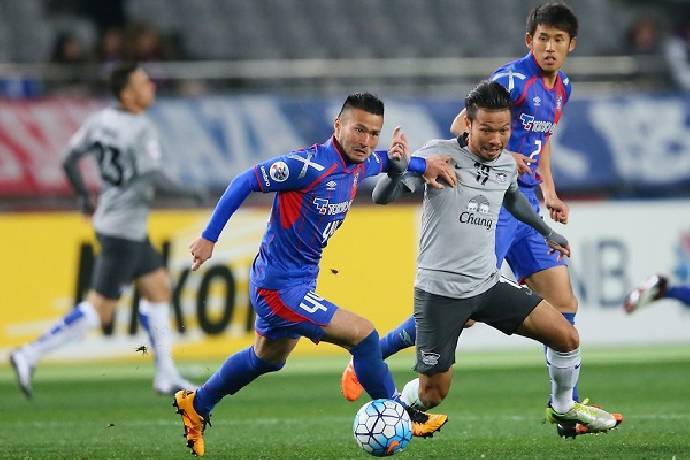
[
  {"xmin": 66, "ymin": 107, "xmax": 163, "ymax": 241},
  {"xmin": 403, "ymin": 138, "xmax": 518, "ymax": 299}
]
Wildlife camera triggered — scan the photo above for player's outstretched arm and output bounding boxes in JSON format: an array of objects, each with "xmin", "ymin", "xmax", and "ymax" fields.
[
  {"xmin": 145, "ymin": 170, "xmax": 208, "ymax": 205},
  {"xmin": 62, "ymin": 147, "xmax": 96, "ymax": 215},
  {"xmin": 502, "ymin": 188, "xmax": 570, "ymax": 259},
  {"xmin": 537, "ymin": 139, "xmax": 569, "ymax": 224},
  {"xmin": 191, "ymin": 168, "xmax": 261, "ymax": 270}
]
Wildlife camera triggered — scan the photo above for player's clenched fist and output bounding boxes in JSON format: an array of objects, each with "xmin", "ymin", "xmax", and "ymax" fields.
[{"xmin": 189, "ymin": 237, "xmax": 215, "ymax": 271}]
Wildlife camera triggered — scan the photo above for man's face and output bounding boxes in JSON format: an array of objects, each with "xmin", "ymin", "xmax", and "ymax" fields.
[
  {"xmin": 465, "ymin": 108, "xmax": 511, "ymax": 161},
  {"xmin": 123, "ymin": 69, "xmax": 156, "ymax": 110},
  {"xmin": 526, "ymin": 24, "xmax": 576, "ymax": 74},
  {"xmin": 333, "ymin": 108, "xmax": 383, "ymax": 163}
]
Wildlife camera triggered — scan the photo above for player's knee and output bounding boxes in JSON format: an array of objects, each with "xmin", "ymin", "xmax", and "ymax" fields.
[
  {"xmin": 351, "ymin": 316, "xmax": 375, "ymax": 344},
  {"xmin": 551, "ymin": 292, "xmax": 578, "ymax": 313},
  {"xmin": 554, "ymin": 325, "xmax": 579, "ymax": 352},
  {"xmin": 418, "ymin": 381, "xmax": 448, "ymax": 409}
]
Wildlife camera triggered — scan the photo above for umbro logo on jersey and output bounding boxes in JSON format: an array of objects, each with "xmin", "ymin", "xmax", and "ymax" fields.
[
  {"xmin": 495, "ymin": 172, "xmax": 508, "ymax": 183},
  {"xmin": 556, "ymin": 96, "xmax": 563, "ymax": 110},
  {"xmin": 532, "ymin": 96, "xmax": 541, "ymax": 106},
  {"xmin": 326, "ymin": 180, "xmax": 337, "ymax": 191}
]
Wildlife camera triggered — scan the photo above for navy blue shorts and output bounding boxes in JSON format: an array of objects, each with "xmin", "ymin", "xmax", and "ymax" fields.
[
  {"xmin": 250, "ymin": 281, "xmax": 338, "ymax": 343},
  {"xmin": 495, "ymin": 188, "xmax": 568, "ymax": 282}
]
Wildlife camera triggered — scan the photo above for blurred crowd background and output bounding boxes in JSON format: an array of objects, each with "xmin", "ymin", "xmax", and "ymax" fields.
[
  {"xmin": 0, "ymin": 0, "xmax": 689, "ymax": 96},
  {"xmin": 1, "ymin": 0, "xmax": 690, "ymax": 210}
]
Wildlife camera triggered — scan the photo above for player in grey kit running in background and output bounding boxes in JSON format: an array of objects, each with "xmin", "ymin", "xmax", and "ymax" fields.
[{"xmin": 10, "ymin": 63, "xmax": 203, "ymax": 397}]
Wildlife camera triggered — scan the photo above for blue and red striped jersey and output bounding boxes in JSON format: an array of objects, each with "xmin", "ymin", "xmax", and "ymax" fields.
[
  {"xmin": 490, "ymin": 53, "xmax": 572, "ymax": 188},
  {"xmin": 249, "ymin": 137, "xmax": 388, "ymax": 288}
]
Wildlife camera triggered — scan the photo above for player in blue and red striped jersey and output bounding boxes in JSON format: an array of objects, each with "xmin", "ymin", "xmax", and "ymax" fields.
[
  {"xmin": 171, "ymin": 93, "xmax": 455, "ymax": 456},
  {"xmin": 340, "ymin": 3, "xmax": 623, "ymax": 438}
]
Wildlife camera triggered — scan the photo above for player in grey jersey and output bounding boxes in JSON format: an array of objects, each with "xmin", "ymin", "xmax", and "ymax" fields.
[
  {"xmin": 374, "ymin": 81, "xmax": 620, "ymax": 436},
  {"xmin": 10, "ymin": 63, "xmax": 202, "ymax": 397}
]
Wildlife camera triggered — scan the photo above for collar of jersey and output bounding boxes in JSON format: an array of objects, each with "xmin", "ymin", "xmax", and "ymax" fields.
[{"xmin": 327, "ymin": 136, "xmax": 359, "ymax": 171}]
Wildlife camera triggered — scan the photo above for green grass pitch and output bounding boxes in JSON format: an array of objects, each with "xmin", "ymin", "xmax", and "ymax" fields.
[{"xmin": 2, "ymin": 346, "xmax": 690, "ymax": 459}]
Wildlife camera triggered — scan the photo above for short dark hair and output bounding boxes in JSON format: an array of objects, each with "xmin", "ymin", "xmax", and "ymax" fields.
[
  {"xmin": 338, "ymin": 92, "xmax": 384, "ymax": 117},
  {"xmin": 109, "ymin": 63, "xmax": 139, "ymax": 100},
  {"xmin": 464, "ymin": 80, "xmax": 512, "ymax": 121},
  {"xmin": 526, "ymin": 2, "xmax": 578, "ymax": 38}
]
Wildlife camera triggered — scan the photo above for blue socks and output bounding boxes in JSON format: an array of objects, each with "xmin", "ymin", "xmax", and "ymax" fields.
[
  {"xmin": 666, "ymin": 286, "xmax": 690, "ymax": 306},
  {"xmin": 350, "ymin": 330, "xmax": 396, "ymax": 400},
  {"xmin": 380, "ymin": 315, "xmax": 417, "ymax": 359},
  {"xmin": 194, "ymin": 346, "xmax": 284, "ymax": 418}
]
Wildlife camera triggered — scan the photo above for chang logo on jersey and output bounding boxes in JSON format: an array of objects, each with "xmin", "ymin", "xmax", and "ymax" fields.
[
  {"xmin": 269, "ymin": 161, "xmax": 289, "ymax": 182},
  {"xmin": 519, "ymin": 113, "xmax": 555, "ymax": 134},
  {"xmin": 460, "ymin": 195, "xmax": 493, "ymax": 230},
  {"xmin": 313, "ymin": 197, "xmax": 353, "ymax": 216}
]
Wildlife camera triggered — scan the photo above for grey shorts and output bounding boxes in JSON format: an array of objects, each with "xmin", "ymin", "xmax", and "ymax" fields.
[
  {"xmin": 414, "ymin": 278, "xmax": 542, "ymax": 375},
  {"xmin": 92, "ymin": 234, "xmax": 164, "ymax": 300}
]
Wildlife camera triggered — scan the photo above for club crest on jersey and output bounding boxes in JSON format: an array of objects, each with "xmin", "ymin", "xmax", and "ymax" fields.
[
  {"xmin": 532, "ymin": 96, "xmax": 541, "ymax": 106},
  {"xmin": 269, "ymin": 161, "xmax": 289, "ymax": 182},
  {"xmin": 495, "ymin": 171, "xmax": 508, "ymax": 183},
  {"xmin": 326, "ymin": 180, "xmax": 337, "ymax": 191},
  {"xmin": 420, "ymin": 350, "xmax": 440, "ymax": 366},
  {"xmin": 460, "ymin": 195, "xmax": 493, "ymax": 230}
]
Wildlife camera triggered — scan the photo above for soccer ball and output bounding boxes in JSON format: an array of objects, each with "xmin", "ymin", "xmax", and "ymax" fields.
[{"xmin": 353, "ymin": 399, "xmax": 412, "ymax": 457}]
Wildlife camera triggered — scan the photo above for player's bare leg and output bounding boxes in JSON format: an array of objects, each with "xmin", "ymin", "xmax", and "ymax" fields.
[
  {"xmin": 518, "ymin": 300, "xmax": 621, "ymax": 437},
  {"xmin": 10, "ymin": 291, "xmax": 111, "ymax": 399},
  {"xmin": 137, "ymin": 268, "xmax": 195, "ymax": 394},
  {"xmin": 323, "ymin": 309, "xmax": 448, "ymax": 438}
]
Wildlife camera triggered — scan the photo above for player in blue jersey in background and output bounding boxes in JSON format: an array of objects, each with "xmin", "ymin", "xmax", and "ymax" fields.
[
  {"xmin": 171, "ymin": 93, "xmax": 456, "ymax": 456},
  {"xmin": 624, "ymin": 274, "xmax": 690, "ymax": 313},
  {"xmin": 340, "ymin": 3, "xmax": 623, "ymax": 435}
]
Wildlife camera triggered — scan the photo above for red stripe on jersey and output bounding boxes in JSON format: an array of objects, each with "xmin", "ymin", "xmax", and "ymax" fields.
[
  {"xmin": 554, "ymin": 79, "xmax": 566, "ymax": 126},
  {"xmin": 257, "ymin": 288, "xmax": 313, "ymax": 324},
  {"xmin": 514, "ymin": 76, "xmax": 538, "ymax": 107},
  {"xmin": 331, "ymin": 136, "xmax": 348, "ymax": 169},
  {"xmin": 303, "ymin": 164, "xmax": 337, "ymax": 193},
  {"xmin": 278, "ymin": 190, "xmax": 304, "ymax": 229},
  {"xmin": 254, "ymin": 166, "xmax": 265, "ymax": 192}
]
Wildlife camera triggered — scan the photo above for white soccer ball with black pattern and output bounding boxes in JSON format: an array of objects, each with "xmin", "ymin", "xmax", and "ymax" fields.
[{"xmin": 353, "ymin": 399, "xmax": 412, "ymax": 456}]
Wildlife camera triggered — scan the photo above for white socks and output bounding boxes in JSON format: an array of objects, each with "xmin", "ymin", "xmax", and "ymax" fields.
[
  {"xmin": 22, "ymin": 301, "xmax": 100, "ymax": 365},
  {"xmin": 547, "ymin": 347, "xmax": 581, "ymax": 413},
  {"xmin": 399, "ymin": 378, "xmax": 426, "ymax": 410},
  {"xmin": 139, "ymin": 300, "xmax": 176, "ymax": 375}
]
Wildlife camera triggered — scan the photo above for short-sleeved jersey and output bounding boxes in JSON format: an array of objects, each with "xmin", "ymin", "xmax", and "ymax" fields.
[
  {"xmin": 403, "ymin": 139, "xmax": 518, "ymax": 299},
  {"xmin": 250, "ymin": 137, "xmax": 388, "ymax": 289},
  {"xmin": 67, "ymin": 107, "xmax": 163, "ymax": 241},
  {"xmin": 490, "ymin": 53, "xmax": 572, "ymax": 188}
]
